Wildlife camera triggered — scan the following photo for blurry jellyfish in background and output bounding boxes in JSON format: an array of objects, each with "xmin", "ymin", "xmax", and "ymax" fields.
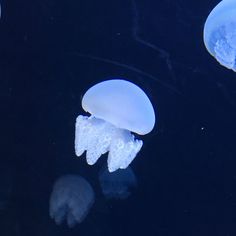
[
  {"xmin": 49, "ymin": 175, "xmax": 94, "ymax": 228},
  {"xmin": 99, "ymin": 166, "xmax": 137, "ymax": 200},
  {"xmin": 75, "ymin": 79, "xmax": 156, "ymax": 172},
  {"xmin": 203, "ymin": 0, "xmax": 236, "ymax": 71}
]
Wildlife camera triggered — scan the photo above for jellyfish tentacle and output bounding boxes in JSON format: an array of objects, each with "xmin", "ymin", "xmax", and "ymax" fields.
[
  {"xmin": 131, "ymin": 0, "xmax": 177, "ymax": 84},
  {"xmin": 69, "ymin": 52, "xmax": 181, "ymax": 95}
]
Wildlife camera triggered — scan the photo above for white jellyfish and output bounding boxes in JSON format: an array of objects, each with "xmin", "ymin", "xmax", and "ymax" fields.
[
  {"xmin": 75, "ymin": 79, "xmax": 156, "ymax": 172},
  {"xmin": 99, "ymin": 166, "xmax": 137, "ymax": 199},
  {"xmin": 49, "ymin": 175, "xmax": 94, "ymax": 228},
  {"xmin": 203, "ymin": 0, "xmax": 236, "ymax": 71}
]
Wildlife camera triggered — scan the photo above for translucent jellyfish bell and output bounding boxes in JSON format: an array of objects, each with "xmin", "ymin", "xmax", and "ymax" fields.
[
  {"xmin": 203, "ymin": 0, "xmax": 236, "ymax": 71},
  {"xmin": 75, "ymin": 79, "xmax": 156, "ymax": 172}
]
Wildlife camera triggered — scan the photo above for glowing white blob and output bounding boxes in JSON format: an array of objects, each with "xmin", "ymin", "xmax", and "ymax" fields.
[
  {"xmin": 49, "ymin": 175, "xmax": 94, "ymax": 228},
  {"xmin": 99, "ymin": 166, "xmax": 137, "ymax": 199},
  {"xmin": 75, "ymin": 79, "xmax": 156, "ymax": 172},
  {"xmin": 203, "ymin": 0, "xmax": 236, "ymax": 71}
]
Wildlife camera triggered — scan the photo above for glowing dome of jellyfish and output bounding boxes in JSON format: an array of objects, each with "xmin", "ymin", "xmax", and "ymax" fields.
[
  {"xmin": 75, "ymin": 79, "xmax": 156, "ymax": 172},
  {"xmin": 203, "ymin": 0, "xmax": 236, "ymax": 71},
  {"xmin": 49, "ymin": 175, "xmax": 94, "ymax": 228}
]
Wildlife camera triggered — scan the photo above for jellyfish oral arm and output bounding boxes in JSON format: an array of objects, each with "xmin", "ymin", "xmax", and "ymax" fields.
[{"xmin": 75, "ymin": 115, "xmax": 143, "ymax": 172}]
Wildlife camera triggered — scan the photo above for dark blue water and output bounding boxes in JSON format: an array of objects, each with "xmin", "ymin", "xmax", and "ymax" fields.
[{"xmin": 1, "ymin": 0, "xmax": 236, "ymax": 235}]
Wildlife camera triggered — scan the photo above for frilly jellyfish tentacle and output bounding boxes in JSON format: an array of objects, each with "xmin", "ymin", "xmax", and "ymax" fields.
[
  {"xmin": 75, "ymin": 115, "xmax": 143, "ymax": 172},
  {"xmin": 108, "ymin": 129, "xmax": 143, "ymax": 171}
]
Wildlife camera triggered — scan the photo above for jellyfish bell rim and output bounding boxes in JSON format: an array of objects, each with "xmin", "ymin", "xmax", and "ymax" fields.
[{"xmin": 81, "ymin": 79, "xmax": 156, "ymax": 135}]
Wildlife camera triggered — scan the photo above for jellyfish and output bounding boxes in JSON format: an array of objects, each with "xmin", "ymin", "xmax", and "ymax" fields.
[
  {"xmin": 49, "ymin": 175, "xmax": 94, "ymax": 228},
  {"xmin": 203, "ymin": 0, "xmax": 236, "ymax": 71},
  {"xmin": 75, "ymin": 79, "xmax": 156, "ymax": 172},
  {"xmin": 99, "ymin": 166, "xmax": 137, "ymax": 199}
]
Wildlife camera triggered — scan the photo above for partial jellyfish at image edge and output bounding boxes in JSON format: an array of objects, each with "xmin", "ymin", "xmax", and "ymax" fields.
[{"xmin": 204, "ymin": 0, "xmax": 236, "ymax": 71}]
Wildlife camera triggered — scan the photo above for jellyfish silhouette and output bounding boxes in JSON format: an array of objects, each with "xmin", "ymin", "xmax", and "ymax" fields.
[
  {"xmin": 49, "ymin": 175, "xmax": 94, "ymax": 228},
  {"xmin": 75, "ymin": 79, "xmax": 156, "ymax": 172},
  {"xmin": 99, "ymin": 166, "xmax": 137, "ymax": 199},
  {"xmin": 203, "ymin": 0, "xmax": 236, "ymax": 71}
]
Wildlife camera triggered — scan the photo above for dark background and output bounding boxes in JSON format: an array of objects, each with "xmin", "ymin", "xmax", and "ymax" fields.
[{"xmin": 1, "ymin": 0, "xmax": 236, "ymax": 235}]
